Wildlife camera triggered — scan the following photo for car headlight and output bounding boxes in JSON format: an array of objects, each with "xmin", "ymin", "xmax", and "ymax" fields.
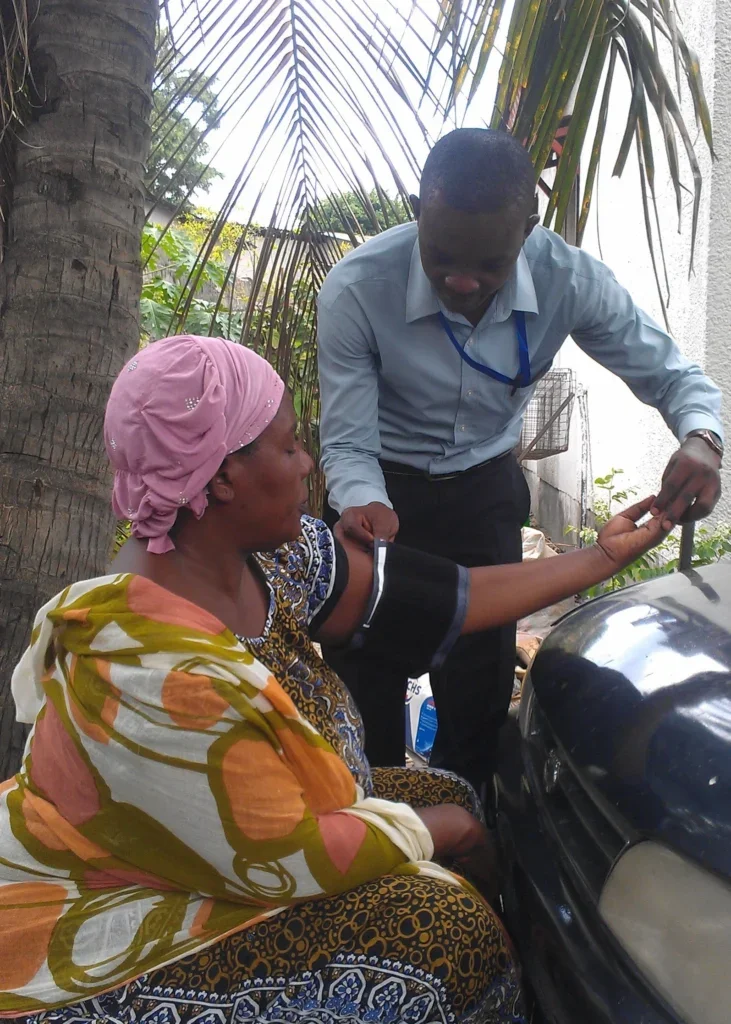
[{"xmin": 599, "ymin": 841, "xmax": 731, "ymax": 1024}]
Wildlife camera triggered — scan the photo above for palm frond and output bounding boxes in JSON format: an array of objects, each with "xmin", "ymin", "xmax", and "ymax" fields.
[
  {"xmin": 146, "ymin": 0, "xmax": 440, "ymax": 509},
  {"xmin": 423, "ymin": 0, "xmax": 713, "ymax": 280}
]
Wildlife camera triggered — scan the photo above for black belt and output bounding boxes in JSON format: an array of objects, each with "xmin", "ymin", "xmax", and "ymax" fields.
[{"xmin": 380, "ymin": 451, "xmax": 511, "ymax": 482}]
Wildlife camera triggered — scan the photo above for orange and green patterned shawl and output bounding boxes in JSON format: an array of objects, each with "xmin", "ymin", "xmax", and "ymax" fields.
[{"xmin": 0, "ymin": 574, "xmax": 442, "ymax": 1015}]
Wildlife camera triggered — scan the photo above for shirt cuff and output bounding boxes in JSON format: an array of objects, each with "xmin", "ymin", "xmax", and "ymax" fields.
[
  {"xmin": 676, "ymin": 414, "xmax": 725, "ymax": 445},
  {"xmin": 328, "ymin": 484, "xmax": 393, "ymax": 515}
]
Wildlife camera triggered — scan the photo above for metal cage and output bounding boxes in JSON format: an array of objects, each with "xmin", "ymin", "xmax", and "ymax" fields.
[{"xmin": 518, "ymin": 368, "xmax": 576, "ymax": 461}]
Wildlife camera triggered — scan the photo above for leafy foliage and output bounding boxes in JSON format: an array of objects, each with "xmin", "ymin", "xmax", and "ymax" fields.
[
  {"xmin": 312, "ymin": 189, "xmax": 411, "ymax": 237},
  {"xmin": 140, "ymin": 221, "xmax": 245, "ymax": 341},
  {"xmin": 177, "ymin": 208, "xmax": 258, "ymax": 262},
  {"xmin": 147, "ymin": 33, "xmax": 223, "ymax": 209},
  {"xmin": 569, "ymin": 469, "xmax": 731, "ymax": 597}
]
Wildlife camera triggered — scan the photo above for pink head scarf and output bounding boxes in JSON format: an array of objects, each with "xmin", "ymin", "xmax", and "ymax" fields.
[{"xmin": 104, "ymin": 335, "xmax": 285, "ymax": 554}]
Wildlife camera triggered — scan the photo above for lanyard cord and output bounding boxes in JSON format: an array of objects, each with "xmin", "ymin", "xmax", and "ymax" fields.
[{"xmin": 438, "ymin": 310, "xmax": 531, "ymax": 388}]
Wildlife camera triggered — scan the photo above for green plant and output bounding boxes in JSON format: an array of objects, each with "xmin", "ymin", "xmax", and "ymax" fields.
[
  {"xmin": 590, "ymin": 468, "xmax": 637, "ymax": 526},
  {"xmin": 691, "ymin": 524, "xmax": 731, "ymax": 565},
  {"xmin": 312, "ymin": 189, "xmax": 411, "ymax": 237},
  {"xmin": 568, "ymin": 469, "xmax": 731, "ymax": 597},
  {"xmin": 140, "ymin": 222, "xmax": 246, "ymax": 342},
  {"xmin": 178, "ymin": 208, "xmax": 258, "ymax": 263}
]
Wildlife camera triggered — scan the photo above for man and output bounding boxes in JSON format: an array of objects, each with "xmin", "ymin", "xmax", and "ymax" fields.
[{"xmin": 317, "ymin": 128, "xmax": 723, "ymax": 796}]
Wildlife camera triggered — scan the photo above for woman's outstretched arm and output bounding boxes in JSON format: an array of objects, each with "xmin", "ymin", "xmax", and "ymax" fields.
[{"xmin": 313, "ymin": 496, "xmax": 668, "ymax": 646}]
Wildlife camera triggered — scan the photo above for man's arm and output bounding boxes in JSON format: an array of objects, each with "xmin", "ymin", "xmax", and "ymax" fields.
[
  {"xmin": 571, "ymin": 258, "xmax": 723, "ymax": 523},
  {"xmin": 317, "ymin": 293, "xmax": 399, "ymax": 543}
]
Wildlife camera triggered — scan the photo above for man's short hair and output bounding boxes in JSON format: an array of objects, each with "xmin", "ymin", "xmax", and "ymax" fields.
[{"xmin": 420, "ymin": 128, "xmax": 536, "ymax": 216}]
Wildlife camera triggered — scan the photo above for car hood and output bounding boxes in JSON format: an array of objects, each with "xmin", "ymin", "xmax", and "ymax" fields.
[{"xmin": 530, "ymin": 563, "xmax": 731, "ymax": 879}]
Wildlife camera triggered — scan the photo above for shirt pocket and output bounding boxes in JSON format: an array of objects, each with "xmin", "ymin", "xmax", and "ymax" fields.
[{"xmin": 457, "ymin": 371, "xmax": 525, "ymax": 444}]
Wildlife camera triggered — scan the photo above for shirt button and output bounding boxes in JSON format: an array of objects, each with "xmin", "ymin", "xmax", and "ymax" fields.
[
  {"xmin": 467, "ymin": 390, "xmax": 474, "ymax": 396},
  {"xmin": 460, "ymin": 425, "xmax": 466, "ymax": 431}
]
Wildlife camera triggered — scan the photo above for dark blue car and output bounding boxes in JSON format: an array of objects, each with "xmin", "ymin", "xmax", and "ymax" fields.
[{"xmin": 495, "ymin": 562, "xmax": 731, "ymax": 1024}]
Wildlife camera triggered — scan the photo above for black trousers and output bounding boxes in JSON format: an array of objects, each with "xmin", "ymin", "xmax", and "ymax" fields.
[{"xmin": 322, "ymin": 454, "xmax": 531, "ymax": 794}]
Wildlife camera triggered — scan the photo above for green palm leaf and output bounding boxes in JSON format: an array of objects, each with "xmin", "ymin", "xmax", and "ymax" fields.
[{"xmin": 419, "ymin": 0, "xmax": 712, "ymax": 283}]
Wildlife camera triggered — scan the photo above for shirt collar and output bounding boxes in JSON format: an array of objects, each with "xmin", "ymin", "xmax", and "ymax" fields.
[{"xmin": 405, "ymin": 237, "xmax": 539, "ymax": 324}]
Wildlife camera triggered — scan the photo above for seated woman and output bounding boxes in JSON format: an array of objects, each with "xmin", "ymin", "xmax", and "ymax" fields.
[{"xmin": 0, "ymin": 336, "xmax": 668, "ymax": 1024}]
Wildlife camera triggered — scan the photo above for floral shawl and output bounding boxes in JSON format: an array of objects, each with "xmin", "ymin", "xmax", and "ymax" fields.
[{"xmin": 0, "ymin": 575, "xmax": 447, "ymax": 1015}]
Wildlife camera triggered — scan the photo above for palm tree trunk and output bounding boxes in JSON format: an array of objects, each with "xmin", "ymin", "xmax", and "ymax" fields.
[{"xmin": 0, "ymin": 0, "xmax": 158, "ymax": 777}]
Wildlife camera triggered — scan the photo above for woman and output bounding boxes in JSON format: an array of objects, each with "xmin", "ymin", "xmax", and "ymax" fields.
[{"xmin": 0, "ymin": 336, "xmax": 669, "ymax": 1023}]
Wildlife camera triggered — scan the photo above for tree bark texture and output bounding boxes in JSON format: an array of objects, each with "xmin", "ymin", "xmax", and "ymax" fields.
[{"xmin": 0, "ymin": 0, "xmax": 158, "ymax": 777}]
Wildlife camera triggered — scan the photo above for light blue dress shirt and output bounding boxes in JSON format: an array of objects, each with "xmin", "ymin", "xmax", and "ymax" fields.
[{"xmin": 317, "ymin": 222, "xmax": 723, "ymax": 513}]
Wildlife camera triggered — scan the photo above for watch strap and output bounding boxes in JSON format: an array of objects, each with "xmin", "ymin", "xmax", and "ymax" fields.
[{"xmin": 684, "ymin": 429, "xmax": 724, "ymax": 459}]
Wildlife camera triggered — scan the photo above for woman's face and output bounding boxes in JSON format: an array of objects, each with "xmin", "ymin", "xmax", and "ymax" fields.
[{"xmin": 223, "ymin": 392, "xmax": 314, "ymax": 550}]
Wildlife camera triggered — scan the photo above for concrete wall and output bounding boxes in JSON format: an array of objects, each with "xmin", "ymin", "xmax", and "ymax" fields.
[
  {"xmin": 528, "ymin": 0, "xmax": 724, "ymax": 540},
  {"xmin": 704, "ymin": 0, "xmax": 731, "ymax": 522}
]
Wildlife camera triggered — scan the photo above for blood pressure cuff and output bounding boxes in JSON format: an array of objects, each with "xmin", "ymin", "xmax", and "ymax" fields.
[{"xmin": 318, "ymin": 538, "xmax": 469, "ymax": 677}]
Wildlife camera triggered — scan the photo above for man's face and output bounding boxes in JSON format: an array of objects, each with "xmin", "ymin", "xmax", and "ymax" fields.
[{"xmin": 415, "ymin": 195, "xmax": 534, "ymax": 318}]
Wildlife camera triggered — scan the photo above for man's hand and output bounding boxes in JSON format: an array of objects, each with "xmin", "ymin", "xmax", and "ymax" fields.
[
  {"xmin": 338, "ymin": 502, "xmax": 400, "ymax": 548},
  {"xmin": 652, "ymin": 437, "xmax": 722, "ymax": 526}
]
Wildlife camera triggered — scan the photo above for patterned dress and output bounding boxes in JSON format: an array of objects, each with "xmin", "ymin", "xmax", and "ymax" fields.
[{"xmin": 14, "ymin": 518, "xmax": 526, "ymax": 1024}]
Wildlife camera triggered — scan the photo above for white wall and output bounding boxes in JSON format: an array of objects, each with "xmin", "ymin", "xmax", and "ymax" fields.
[
  {"xmin": 704, "ymin": 0, "xmax": 731, "ymax": 522},
  {"xmin": 529, "ymin": 0, "xmax": 723, "ymax": 540}
]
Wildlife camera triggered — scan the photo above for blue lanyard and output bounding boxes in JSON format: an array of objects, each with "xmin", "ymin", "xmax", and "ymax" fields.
[{"xmin": 438, "ymin": 310, "xmax": 531, "ymax": 389}]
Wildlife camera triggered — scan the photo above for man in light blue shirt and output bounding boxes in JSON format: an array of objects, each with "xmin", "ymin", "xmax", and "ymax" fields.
[{"xmin": 318, "ymin": 129, "xmax": 723, "ymax": 793}]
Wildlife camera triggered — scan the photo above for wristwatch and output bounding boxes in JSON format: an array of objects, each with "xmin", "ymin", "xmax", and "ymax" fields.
[{"xmin": 683, "ymin": 429, "xmax": 724, "ymax": 461}]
